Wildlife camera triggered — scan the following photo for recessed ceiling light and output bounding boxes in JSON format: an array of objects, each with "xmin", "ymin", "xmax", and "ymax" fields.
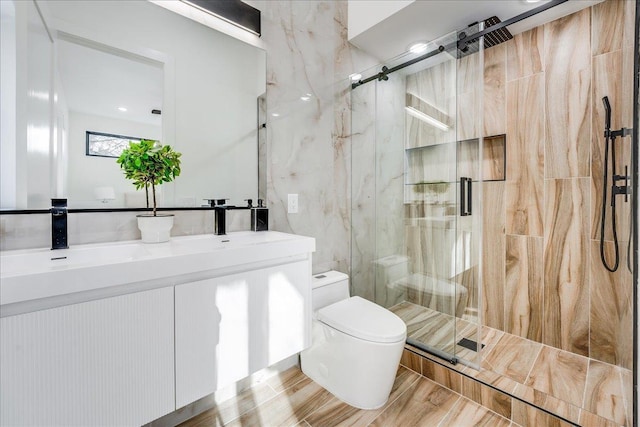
[
  {"xmin": 300, "ymin": 95, "xmax": 311, "ymax": 101},
  {"xmin": 523, "ymin": 0, "xmax": 542, "ymax": 3},
  {"xmin": 117, "ymin": 107, "xmax": 127, "ymax": 112},
  {"xmin": 272, "ymin": 113, "xmax": 280, "ymax": 117},
  {"xmin": 349, "ymin": 73, "xmax": 362, "ymax": 82},
  {"xmin": 408, "ymin": 42, "xmax": 428, "ymax": 54}
]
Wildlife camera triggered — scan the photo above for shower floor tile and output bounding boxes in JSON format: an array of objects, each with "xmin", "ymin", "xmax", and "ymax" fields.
[{"xmin": 389, "ymin": 301, "xmax": 633, "ymax": 426}]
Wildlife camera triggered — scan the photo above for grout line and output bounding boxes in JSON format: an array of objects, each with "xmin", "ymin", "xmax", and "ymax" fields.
[
  {"xmin": 365, "ymin": 374, "xmax": 421, "ymax": 427},
  {"xmin": 435, "ymin": 396, "xmax": 462, "ymax": 427},
  {"xmin": 581, "ymin": 359, "xmax": 591, "ymax": 410},
  {"xmin": 522, "ymin": 343, "xmax": 543, "ymax": 386}
]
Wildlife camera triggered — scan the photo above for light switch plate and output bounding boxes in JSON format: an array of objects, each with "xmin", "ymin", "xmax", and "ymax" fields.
[{"xmin": 288, "ymin": 194, "xmax": 298, "ymax": 213}]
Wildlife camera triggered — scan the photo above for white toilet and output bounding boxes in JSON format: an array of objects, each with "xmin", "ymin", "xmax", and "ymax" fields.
[{"xmin": 300, "ymin": 271, "xmax": 407, "ymax": 410}]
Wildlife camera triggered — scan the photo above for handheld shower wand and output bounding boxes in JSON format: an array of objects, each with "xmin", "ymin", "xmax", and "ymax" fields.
[{"xmin": 599, "ymin": 96, "xmax": 632, "ymax": 272}]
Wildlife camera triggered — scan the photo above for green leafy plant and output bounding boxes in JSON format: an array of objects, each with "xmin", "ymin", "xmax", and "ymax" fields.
[{"xmin": 117, "ymin": 139, "xmax": 181, "ymax": 216}]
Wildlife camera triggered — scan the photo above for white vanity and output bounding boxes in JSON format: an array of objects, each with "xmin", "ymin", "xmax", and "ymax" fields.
[{"xmin": 0, "ymin": 232, "xmax": 314, "ymax": 426}]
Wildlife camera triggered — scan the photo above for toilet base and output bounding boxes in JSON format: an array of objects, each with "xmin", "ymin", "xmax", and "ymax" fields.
[{"xmin": 300, "ymin": 320, "xmax": 405, "ymax": 410}]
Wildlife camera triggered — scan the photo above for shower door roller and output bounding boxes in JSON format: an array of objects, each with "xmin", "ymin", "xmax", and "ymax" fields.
[{"xmin": 460, "ymin": 177, "xmax": 472, "ymax": 216}]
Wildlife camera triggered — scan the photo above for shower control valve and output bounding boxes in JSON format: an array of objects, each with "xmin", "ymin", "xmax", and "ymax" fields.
[{"xmin": 612, "ymin": 166, "xmax": 630, "ymax": 204}]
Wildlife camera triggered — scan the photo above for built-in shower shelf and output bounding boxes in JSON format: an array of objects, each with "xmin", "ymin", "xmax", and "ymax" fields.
[{"xmin": 405, "ymin": 135, "xmax": 506, "ymax": 200}]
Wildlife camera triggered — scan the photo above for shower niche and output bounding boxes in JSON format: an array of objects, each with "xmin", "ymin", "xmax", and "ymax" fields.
[{"xmin": 404, "ymin": 134, "xmax": 506, "ymax": 204}]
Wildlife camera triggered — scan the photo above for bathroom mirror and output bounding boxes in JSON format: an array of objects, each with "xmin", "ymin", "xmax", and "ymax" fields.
[{"xmin": 0, "ymin": 0, "xmax": 266, "ymax": 210}]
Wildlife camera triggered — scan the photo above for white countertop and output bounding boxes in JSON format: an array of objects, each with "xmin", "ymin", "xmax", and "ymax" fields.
[{"xmin": 1, "ymin": 231, "xmax": 315, "ymax": 313}]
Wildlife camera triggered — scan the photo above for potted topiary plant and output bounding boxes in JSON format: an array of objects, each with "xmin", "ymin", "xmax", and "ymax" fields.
[{"xmin": 117, "ymin": 139, "xmax": 181, "ymax": 243}]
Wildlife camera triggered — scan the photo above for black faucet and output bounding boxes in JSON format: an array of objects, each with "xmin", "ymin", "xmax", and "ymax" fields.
[
  {"xmin": 51, "ymin": 198, "xmax": 68, "ymax": 250},
  {"xmin": 204, "ymin": 199, "xmax": 253, "ymax": 236}
]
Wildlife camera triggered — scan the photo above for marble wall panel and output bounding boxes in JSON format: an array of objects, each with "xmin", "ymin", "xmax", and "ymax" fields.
[
  {"xmin": 350, "ymin": 83, "xmax": 376, "ymax": 301},
  {"xmin": 543, "ymin": 178, "xmax": 590, "ymax": 356},
  {"xmin": 505, "ymin": 235, "xmax": 543, "ymax": 341},
  {"xmin": 258, "ymin": 1, "xmax": 356, "ymax": 275},
  {"xmin": 544, "ymin": 9, "xmax": 591, "ymax": 179},
  {"xmin": 590, "ymin": 240, "xmax": 633, "ymax": 369},
  {"xmin": 506, "ymin": 73, "xmax": 544, "ymax": 237},
  {"xmin": 506, "ymin": 28, "xmax": 544, "ymax": 81}
]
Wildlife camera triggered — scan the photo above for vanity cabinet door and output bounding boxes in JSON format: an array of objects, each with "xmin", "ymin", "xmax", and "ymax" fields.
[
  {"xmin": 0, "ymin": 287, "xmax": 175, "ymax": 427},
  {"xmin": 175, "ymin": 260, "xmax": 311, "ymax": 409}
]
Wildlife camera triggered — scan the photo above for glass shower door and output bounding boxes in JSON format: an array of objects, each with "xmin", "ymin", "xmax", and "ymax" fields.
[{"xmin": 350, "ymin": 28, "xmax": 484, "ymax": 367}]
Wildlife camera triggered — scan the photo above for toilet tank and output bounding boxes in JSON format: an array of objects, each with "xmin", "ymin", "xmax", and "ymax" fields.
[{"xmin": 312, "ymin": 271, "xmax": 350, "ymax": 311}]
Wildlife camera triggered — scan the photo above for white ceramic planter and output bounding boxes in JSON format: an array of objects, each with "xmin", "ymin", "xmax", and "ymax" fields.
[{"xmin": 137, "ymin": 214, "xmax": 174, "ymax": 243}]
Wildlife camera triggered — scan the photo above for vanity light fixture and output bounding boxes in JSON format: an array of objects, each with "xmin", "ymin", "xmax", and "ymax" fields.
[
  {"xmin": 181, "ymin": 0, "xmax": 261, "ymax": 36},
  {"xmin": 405, "ymin": 106, "xmax": 449, "ymax": 131},
  {"xmin": 408, "ymin": 42, "xmax": 428, "ymax": 54},
  {"xmin": 349, "ymin": 73, "xmax": 362, "ymax": 82},
  {"xmin": 117, "ymin": 107, "xmax": 128, "ymax": 112}
]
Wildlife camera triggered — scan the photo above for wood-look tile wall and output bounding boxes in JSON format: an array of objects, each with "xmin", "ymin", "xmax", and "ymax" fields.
[{"xmin": 480, "ymin": 0, "xmax": 634, "ymax": 368}]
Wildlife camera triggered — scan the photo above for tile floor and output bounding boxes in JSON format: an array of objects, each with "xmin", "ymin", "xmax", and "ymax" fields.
[
  {"xmin": 389, "ymin": 302, "xmax": 633, "ymax": 427},
  {"xmin": 179, "ymin": 365, "xmax": 516, "ymax": 427}
]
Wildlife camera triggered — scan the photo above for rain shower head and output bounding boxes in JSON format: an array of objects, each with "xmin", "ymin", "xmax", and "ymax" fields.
[{"xmin": 457, "ymin": 16, "xmax": 513, "ymax": 58}]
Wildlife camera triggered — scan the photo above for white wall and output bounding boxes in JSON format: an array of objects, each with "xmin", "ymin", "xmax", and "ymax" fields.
[
  {"xmin": 66, "ymin": 111, "xmax": 161, "ymax": 207},
  {"xmin": 0, "ymin": 0, "xmax": 53, "ymax": 210},
  {"xmin": 348, "ymin": 0, "xmax": 414, "ymax": 40}
]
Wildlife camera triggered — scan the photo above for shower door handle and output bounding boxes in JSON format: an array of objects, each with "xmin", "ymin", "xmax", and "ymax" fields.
[{"xmin": 460, "ymin": 177, "xmax": 472, "ymax": 216}]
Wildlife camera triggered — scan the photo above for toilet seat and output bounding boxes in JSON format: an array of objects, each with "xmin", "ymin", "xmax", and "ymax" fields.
[{"xmin": 317, "ymin": 296, "xmax": 406, "ymax": 343}]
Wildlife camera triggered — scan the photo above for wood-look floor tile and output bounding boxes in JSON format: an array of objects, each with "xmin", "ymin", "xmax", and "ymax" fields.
[
  {"xmin": 266, "ymin": 366, "xmax": 308, "ymax": 393},
  {"xmin": 505, "ymin": 235, "xmax": 543, "ymax": 342},
  {"xmin": 506, "ymin": 73, "xmax": 544, "ymax": 237},
  {"xmin": 422, "ymin": 358, "xmax": 462, "ymax": 394},
  {"xmin": 513, "ymin": 384, "xmax": 582, "ymax": 425},
  {"xmin": 589, "ymin": 240, "xmax": 633, "ymax": 369},
  {"xmin": 512, "ymin": 399, "xmax": 575, "ymax": 427},
  {"xmin": 178, "ymin": 383, "xmax": 277, "ymax": 427},
  {"xmin": 580, "ymin": 409, "xmax": 625, "ymax": 427},
  {"xmin": 584, "ymin": 360, "xmax": 628, "ymax": 426},
  {"xmin": 440, "ymin": 396, "xmax": 511, "ymax": 427},
  {"xmin": 462, "ymin": 365, "xmax": 520, "ymax": 396},
  {"xmin": 400, "ymin": 349, "xmax": 422, "ymax": 374},
  {"xmin": 543, "ymin": 178, "xmax": 590, "ymax": 356},
  {"xmin": 460, "ymin": 376, "xmax": 512, "ymax": 419},
  {"xmin": 304, "ymin": 366, "xmax": 419, "ymax": 427},
  {"xmin": 226, "ymin": 377, "xmax": 333, "ymax": 427},
  {"xmin": 524, "ymin": 346, "xmax": 588, "ymax": 407},
  {"xmin": 544, "ymin": 9, "xmax": 591, "ymax": 179},
  {"xmin": 368, "ymin": 377, "xmax": 459, "ymax": 427},
  {"xmin": 389, "ymin": 302, "xmax": 442, "ymax": 337},
  {"xmin": 482, "ymin": 333, "xmax": 542, "ymax": 384},
  {"xmin": 621, "ymin": 368, "xmax": 632, "ymax": 427},
  {"xmin": 506, "ymin": 28, "xmax": 544, "ymax": 81}
]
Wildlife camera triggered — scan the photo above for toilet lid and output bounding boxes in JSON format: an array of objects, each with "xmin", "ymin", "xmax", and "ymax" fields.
[{"xmin": 317, "ymin": 296, "xmax": 407, "ymax": 343}]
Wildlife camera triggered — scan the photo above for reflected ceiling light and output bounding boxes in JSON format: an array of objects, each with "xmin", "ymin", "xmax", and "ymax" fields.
[
  {"xmin": 271, "ymin": 113, "xmax": 280, "ymax": 117},
  {"xmin": 349, "ymin": 73, "xmax": 362, "ymax": 81},
  {"xmin": 117, "ymin": 107, "xmax": 128, "ymax": 112},
  {"xmin": 405, "ymin": 106, "xmax": 449, "ymax": 131},
  {"xmin": 523, "ymin": 0, "xmax": 542, "ymax": 3},
  {"xmin": 408, "ymin": 42, "xmax": 428, "ymax": 54},
  {"xmin": 300, "ymin": 94, "xmax": 311, "ymax": 101}
]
